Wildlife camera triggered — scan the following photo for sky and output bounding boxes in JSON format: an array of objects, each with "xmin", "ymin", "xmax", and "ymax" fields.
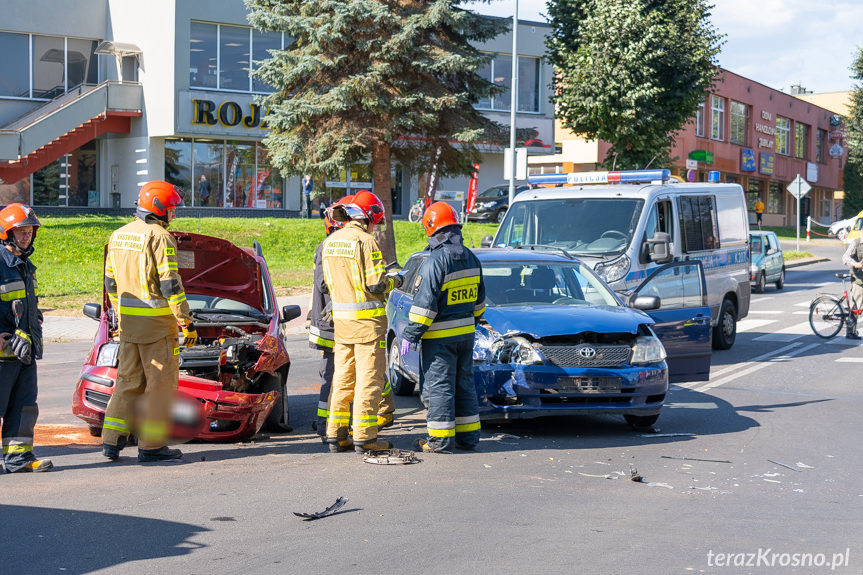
[{"xmin": 466, "ymin": 0, "xmax": 862, "ymax": 94}]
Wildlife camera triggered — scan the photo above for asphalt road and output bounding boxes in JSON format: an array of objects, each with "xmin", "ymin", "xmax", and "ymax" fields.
[{"xmin": 3, "ymin": 238, "xmax": 862, "ymax": 574}]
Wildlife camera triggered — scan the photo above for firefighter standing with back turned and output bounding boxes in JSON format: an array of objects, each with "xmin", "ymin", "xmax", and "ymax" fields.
[
  {"xmin": 321, "ymin": 190, "xmax": 401, "ymax": 453},
  {"xmin": 309, "ymin": 195, "xmax": 396, "ymax": 440},
  {"xmin": 101, "ymin": 181, "xmax": 197, "ymax": 462},
  {"xmin": 0, "ymin": 204, "xmax": 52, "ymax": 473},
  {"xmin": 402, "ymin": 202, "xmax": 485, "ymax": 453}
]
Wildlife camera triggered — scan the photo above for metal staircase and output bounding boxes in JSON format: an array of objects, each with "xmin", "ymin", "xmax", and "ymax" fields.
[{"xmin": 0, "ymin": 81, "xmax": 143, "ymax": 185}]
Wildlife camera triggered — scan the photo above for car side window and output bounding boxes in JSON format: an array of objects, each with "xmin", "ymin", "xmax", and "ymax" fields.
[
  {"xmin": 497, "ymin": 203, "xmax": 527, "ymax": 247},
  {"xmin": 399, "ymin": 258, "xmax": 423, "ymax": 295},
  {"xmin": 636, "ymin": 263, "xmax": 704, "ymax": 310}
]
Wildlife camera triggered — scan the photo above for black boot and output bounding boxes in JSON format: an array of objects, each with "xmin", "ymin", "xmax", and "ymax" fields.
[
  {"xmin": 137, "ymin": 446, "xmax": 183, "ymax": 462},
  {"xmin": 103, "ymin": 436, "xmax": 128, "ymax": 461},
  {"xmin": 847, "ymin": 318, "xmax": 861, "ymax": 339}
]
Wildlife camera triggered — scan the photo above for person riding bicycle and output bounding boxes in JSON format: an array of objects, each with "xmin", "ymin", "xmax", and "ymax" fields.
[{"xmin": 841, "ymin": 237, "xmax": 863, "ymax": 339}]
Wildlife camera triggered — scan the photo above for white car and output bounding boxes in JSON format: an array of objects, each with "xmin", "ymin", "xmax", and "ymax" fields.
[{"xmin": 829, "ymin": 215, "xmax": 857, "ymax": 242}]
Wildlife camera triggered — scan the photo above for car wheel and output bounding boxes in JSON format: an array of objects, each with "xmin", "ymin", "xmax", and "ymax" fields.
[
  {"xmin": 776, "ymin": 268, "xmax": 785, "ymax": 290},
  {"xmin": 88, "ymin": 425, "xmax": 102, "ymax": 437},
  {"xmin": 712, "ymin": 298, "xmax": 737, "ymax": 350},
  {"xmin": 495, "ymin": 209, "xmax": 506, "ymax": 224},
  {"xmin": 388, "ymin": 339, "xmax": 416, "ymax": 396},
  {"xmin": 755, "ymin": 271, "xmax": 766, "ymax": 293},
  {"xmin": 261, "ymin": 371, "xmax": 292, "ymax": 433},
  {"xmin": 625, "ymin": 413, "xmax": 659, "ymax": 429}
]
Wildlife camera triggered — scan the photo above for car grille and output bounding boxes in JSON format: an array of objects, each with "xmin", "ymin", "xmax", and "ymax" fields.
[
  {"xmin": 557, "ymin": 376, "xmax": 622, "ymax": 393},
  {"xmin": 84, "ymin": 389, "xmax": 111, "ymax": 410},
  {"xmin": 539, "ymin": 344, "xmax": 631, "ymax": 367}
]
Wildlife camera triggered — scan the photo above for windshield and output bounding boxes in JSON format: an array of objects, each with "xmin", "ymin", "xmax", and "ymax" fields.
[
  {"xmin": 482, "ymin": 261, "xmax": 620, "ymax": 307},
  {"xmin": 187, "ymin": 294, "xmax": 265, "ymax": 316},
  {"xmin": 494, "ymin": 198, "xmax": 644, "ymax": 256}
]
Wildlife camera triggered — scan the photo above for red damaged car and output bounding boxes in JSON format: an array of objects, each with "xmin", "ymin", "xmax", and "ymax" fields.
[{"xmin": 72, "ymin": 232, "xmax": 301, "ymax": 442}]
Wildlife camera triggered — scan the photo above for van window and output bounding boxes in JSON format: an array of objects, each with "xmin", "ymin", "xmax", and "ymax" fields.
[
  {"xmin": 716, "ymin": 193, "xmax": 747, "ymax": 243},
  {"xmin": 644, "ymin": 199, "xmax": 674, "ymax": 240},
  {"xmin": 679, "ymin": 195, "xmax": 719, "ymax": 252},
  {"xmin": 497, "ymin": 202, "xmax": 527, "ymax": 247}
]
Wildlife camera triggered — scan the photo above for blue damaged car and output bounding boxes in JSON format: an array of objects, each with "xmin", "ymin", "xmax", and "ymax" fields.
[{"xmin": 385, "ymin": 249, "xmax": 711, "ymax": 427}]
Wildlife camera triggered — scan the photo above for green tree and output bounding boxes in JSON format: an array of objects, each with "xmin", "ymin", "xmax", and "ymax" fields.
[
  {"xmin": 843, "ymin": 46, "xmax": 863, "ymax": 217},
  {"xmin": 547, "ymin": 0, "xmax": 724, "ymax": 169},
  {"xmin": 245, "ymin": 0, "xmax": 506, "ymax": 262}
]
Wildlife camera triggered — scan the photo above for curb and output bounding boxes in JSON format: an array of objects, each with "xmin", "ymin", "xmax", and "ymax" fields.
[{"xmin": 785, "ymin": 257, "xmax": 831, "ymax": 269}]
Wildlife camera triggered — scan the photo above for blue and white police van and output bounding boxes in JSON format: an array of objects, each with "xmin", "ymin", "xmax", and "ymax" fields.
[{"xmin": 485, "ymin": 169, "xmax": 750, "ymax": 349}]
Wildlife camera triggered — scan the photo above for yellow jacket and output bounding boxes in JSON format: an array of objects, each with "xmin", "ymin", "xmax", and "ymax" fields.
[
  {"xmin": 754, "ymin": 200, "xmax": 764, "ymax": 214},
  {"xmin": 104, "ymin": 217, "xmax": 193, "ymax": 343},
  {"xmin": 321, "ymin": 221, "xmax": 393, "ymax": 344}
]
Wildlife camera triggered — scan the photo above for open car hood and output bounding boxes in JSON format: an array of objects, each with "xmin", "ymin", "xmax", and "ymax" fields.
[
  {"xmin": 481, "ymin": 305, "xmax": 649, "ymax": 338},
  {"xmin": 172, "ymin": 231, "xmax": 264, "ymax": 311}
]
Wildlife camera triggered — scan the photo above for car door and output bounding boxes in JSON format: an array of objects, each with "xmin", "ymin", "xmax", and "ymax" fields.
[
  {"xmin": 765, "ymin": 233, "xmax": 781, "ymax": 281},
  {"xmin": 631, "ymin": 261, "xmax": 712, "ymax": 383},
  {"xmin": 387, "ymin": 255, "xmax": 424, "ymax": 380}
]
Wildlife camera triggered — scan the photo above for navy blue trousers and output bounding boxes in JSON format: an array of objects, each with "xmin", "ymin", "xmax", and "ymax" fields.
[{"xmin": 0, "ymin": 360, "xmax": 39, "ymax": 471}]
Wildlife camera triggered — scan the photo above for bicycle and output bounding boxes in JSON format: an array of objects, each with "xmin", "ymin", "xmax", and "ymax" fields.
[
  {"xmin": 408, "ymin": 198, "xmax": 426, "ymax": 223},
  {"xmin": 808, "ymin": 273, "xmax": 862, "ymax": 338}
]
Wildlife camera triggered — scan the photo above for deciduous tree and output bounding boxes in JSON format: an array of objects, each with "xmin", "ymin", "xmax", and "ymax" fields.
[{"xmin": 843, "ymin": 46, "xmax": 863, "ymax": 217}]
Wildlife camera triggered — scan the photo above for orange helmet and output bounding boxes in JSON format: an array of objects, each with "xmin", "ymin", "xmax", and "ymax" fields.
[
  {"xmin": 421, "ymin": 201, "xmax": 460, "ymax": 236},
  {"xmin": 136, "ymin": 180, "xmax": 184, "ymax": 221},
  {"xmin": 0, "ymin": 203, "xmax": 40, "ymax": 258},
  {"xmin": 347, "ymin": 190, "xmax": 385, "ymax": 227},
  {"xmin": 324, "ymin": 194, "xmax": 354, "ymax": 235}
]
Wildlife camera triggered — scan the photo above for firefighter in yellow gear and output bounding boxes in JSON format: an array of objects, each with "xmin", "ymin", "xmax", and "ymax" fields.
[
  {"xmin": 322, "ymin": 190, "xmax": 401, "ymax": 453},
  {"xmin": 101, "ymin": 181, "xmax": 196, "ymax": 463}
]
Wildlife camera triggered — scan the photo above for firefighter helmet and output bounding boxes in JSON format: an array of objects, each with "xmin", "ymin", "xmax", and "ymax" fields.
[
  {"xmin": 136, "ymin": 180, "xmax": 185, "ymax": 221},
  {"xmin": 0, "ymin": 203, "xmax": 40, "ymax": 242},
  {"xmin": 348, "ymin": 190, "xmax": 385, "ymax": 227},
  {"xmin": 325, "ymin": 194, "xmax": 354, "ymax": 235},
  {"xmin": 421, "ymin": 201, "xmax": 460, "ymax": 236}
]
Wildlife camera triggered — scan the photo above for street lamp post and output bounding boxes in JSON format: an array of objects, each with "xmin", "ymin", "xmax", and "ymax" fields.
[{"xmin": 508, "ymin": 0, "xmax": 518, "ymax": 206}]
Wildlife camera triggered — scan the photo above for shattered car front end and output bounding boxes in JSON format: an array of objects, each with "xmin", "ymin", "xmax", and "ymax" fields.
[{"xmin": 72, "ymin": 232, "xmax": 300, "ymax": 442}]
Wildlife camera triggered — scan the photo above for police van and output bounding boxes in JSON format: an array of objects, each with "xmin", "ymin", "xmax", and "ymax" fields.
[{"xmin": 484, "ymin": 169, "xmax": 750, "ymax": 349}]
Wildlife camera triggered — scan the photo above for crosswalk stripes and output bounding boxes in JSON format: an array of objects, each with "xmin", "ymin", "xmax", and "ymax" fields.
[
  {"xmin": 736, "ymin": 319, "xmax": 777, "ymax": 332},
  {"xmin": 753, "ymin": 321, "xmax": 812, "ymax": 342}
]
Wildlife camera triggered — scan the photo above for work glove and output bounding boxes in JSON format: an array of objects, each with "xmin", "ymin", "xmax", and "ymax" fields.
[
  {"xmin": 400, "ymin": 339, "xmax": 414, "ymax": 357},
  {"xmin": 387, "ymin": 272, "xmax": 404, "ymax": 290},
  {"xmin": 321, "ymin": 301, "xmax": 333, "ymax": 323},
  {"xmin": 9, "ymin": 329, "xmax": 32, "ymax": 365},
  {"xmin": 181, "ymin": 322, "xmax": 197, "ymax": 348}
]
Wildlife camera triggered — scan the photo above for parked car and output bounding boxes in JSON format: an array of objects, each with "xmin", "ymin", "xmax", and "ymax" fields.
[
  {"xmin": 72, "ymin": 232, "xmax": 302, "ymax": 442},
  {"xmin": 385, "ymin": 248, "xmax": 711, "ymax": 428},
  {"xmin": 466, "ymin": 184, "xmax": 530, "ymax": 223},
  {"xmin": 749, "ymin": 230, "xmax": 785, "ymax": 292},
  {"xmin": 828, "ymin": 212, "xmax": 859, "ymax": 242}
]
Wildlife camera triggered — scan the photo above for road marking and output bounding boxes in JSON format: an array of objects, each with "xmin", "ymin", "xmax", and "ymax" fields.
[
  {"xmin": 836, "ymin": 357, "xmax": 863, "ymax": 362},
  {"xmin": 690, "ymin": 342, "xmax": 820, "ymax": 392},
  {"xmin": 794, "ymin": 300, "xmax": 813, "ymax": 307},
  {"xmin": 753, "ymin": 321, "xmax": 811, "ymax": 342},
  {"xmin": 825, "ymin": 336, "xmax": 863, "ymax": 347},
  {"xmin": 792, "ymin": 310, "xmax": 809, "ymax": 315},
  {"xmin": 748, "ymin": 310, "xmax": 783, "ymax": 314},
  {"xmin": 664, "ymin": 402, "xmax": 719, "ymax": 410},
  {"xmin": 736, "ymin": 319, "xmax": 777, "ymax": 332},
  {"xmin": 750, "ymin": 297, "xmax": 774, "ymax": 304},
  {"xmin": 676, "ymin": 342, "xmax": 803, "ymax": 390}
]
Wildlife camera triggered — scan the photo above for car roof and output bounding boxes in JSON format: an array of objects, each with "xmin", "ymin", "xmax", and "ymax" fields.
[
  {"xmin": 510, "ymin": 182, "xmax": 743, "ymax": 203},
  {"xmin": 407, "ymin": 248, "xmax": 582, "ymax": 264},
  {"xmin": 749, "ymin": 230, "xmax": 776, "ymax": 237}
]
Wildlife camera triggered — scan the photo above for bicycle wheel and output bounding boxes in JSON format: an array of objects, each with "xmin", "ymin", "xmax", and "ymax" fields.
[
  {"xmin": 809, "ymin": 295, "xmax": 847, "ymax": 338},
  {"xmin": 408, "ymin": 203, "xmax": 423, "ymax": 223}
]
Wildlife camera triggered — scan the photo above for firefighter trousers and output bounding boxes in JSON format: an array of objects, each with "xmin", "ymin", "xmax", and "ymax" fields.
[
  {"xmin": 102, "ymin": 336, "xmax": 179, "ymax": 451},
  {"xmin": 326, "ymin": 338, "xmax": 386, "ymax": 444},
  {"xmin": 0, "ymin": 360, "xmax": 40, "ymax": 472},
  {"xmin": 316, "ymin": 349, "xmax": 334, "ymax": 436},
  {"xmin": 419, "ymin": 338, "xmax": 480, "ymax": 452}
]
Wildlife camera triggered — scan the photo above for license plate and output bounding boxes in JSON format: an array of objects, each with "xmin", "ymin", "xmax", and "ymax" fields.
[{"xmin": 557, "ymin": 376, "xmax": 621, "ymax": 393}]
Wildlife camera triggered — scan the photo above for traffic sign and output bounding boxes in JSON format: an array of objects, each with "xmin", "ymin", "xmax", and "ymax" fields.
[{"xmin": 787, "ymin": 174, "xmax": 811, "ymax": 199}]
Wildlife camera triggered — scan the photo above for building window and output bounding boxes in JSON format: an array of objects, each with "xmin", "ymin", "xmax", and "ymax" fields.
[
  {"xmin": 776, "ymin": 116, "xmax": 790, "ymax": 155},
  {"xmin": 747, "ymin": 178, "xmax": 763, "ymax": 210},
  {"xmin": 816, "ymin": 129, "xmax": 826, "ymax": 163},
  {"xmin": 710, "ymin": 95, "xmax": 725, "ymax": 141},
  {"xmin": 0, "ymin": 32, "xmax": 31, "ymax": 98},
  {"xmin": 476, "ymin": 53, "xmax": 541, "ymax": 113},
  {"xmin": 768, "ymin": 181, "xmax": 783, "ymax": 213},
  {"xmin": 795, "ymin": 122, "xmax": 809, "ymax": 159},
  {"xmin": 695, "ymin": 101, "xmax": 705, "ymax": 137},
  {"xmin": 190, "ymin": 22, "xmax": 285, "ymax": 93},
  {"xmin": 729, "ymin": 101, "xmax": 748, "ymax": 145},
  {"xmin": 0, "ymin": 32, "xmax": 98, "ymax": 100},
  {"xmin": 32, "ymin": 141, "xmax": 98, "ymax": 206}
]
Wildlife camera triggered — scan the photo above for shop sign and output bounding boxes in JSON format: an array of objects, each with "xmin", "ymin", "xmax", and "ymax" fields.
[
  {"xmin": 688, "ymin": 150, "xmax": 714, "ymax": 164},
  {"xmin": 759, "ymin": 152, "xmax": 774, "ymax": 175},
  {"xmin": 807, "ymin": 161, "xmax": 818, "ymax": 183},
  {"xmin": 740, "ymin": 148, "xmax": 756, "ymax": 172},
  {"xmin": 178, "ymin": 90, "xmax": 270, "ymax": 137}
]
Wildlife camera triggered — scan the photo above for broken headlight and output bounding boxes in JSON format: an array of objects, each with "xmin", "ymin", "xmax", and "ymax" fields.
[
  {"xmin": 630, "ymin": 335, "xmax": 666, "ymax": 365},
  {"xmin": 490, "ymin": 336, "xmax": 543, "ymax": 365},
  {"xmin": 95, "ymin": 342, "xmax": 119, "ymax": 367}
]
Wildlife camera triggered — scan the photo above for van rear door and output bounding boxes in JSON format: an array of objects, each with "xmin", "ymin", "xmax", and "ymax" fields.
[{"xmin": 631, "ymin": 261, "xmax": 712, "ymax": 383}]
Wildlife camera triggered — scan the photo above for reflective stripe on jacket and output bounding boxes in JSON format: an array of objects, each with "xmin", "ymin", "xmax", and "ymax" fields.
[
  {"xmin": 308, "ymin": 241, "xmax": 335, "ymax": 350},
  {"xmin": 402, "ymin": 228, "xmax": 485, "ymax": 343},
  {"xmin": 321, "ymin": 222, "xmax": 390, "ymax": 344},
  {"xmin": 0, "ymin": 247, "xmax": 42, "ymax": 360},
  {"xmin": 105, "ymin": 217, "xmax": 193, "ymax": 343}
]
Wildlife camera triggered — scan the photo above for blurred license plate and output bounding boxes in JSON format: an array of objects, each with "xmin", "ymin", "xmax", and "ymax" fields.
[{"xmin": 557, "ymin": 376, "xmax": 621, "ymax": 393}]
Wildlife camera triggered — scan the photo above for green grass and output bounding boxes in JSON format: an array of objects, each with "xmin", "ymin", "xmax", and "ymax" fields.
[{"xmin": 31, "ymin": 214, "xmax": 499, "ymax": 312}]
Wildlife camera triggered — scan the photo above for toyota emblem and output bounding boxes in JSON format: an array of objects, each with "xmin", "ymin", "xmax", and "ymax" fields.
[{"xmin": 577, "ymin": 346, "xmax": 596, "ymax": 359}]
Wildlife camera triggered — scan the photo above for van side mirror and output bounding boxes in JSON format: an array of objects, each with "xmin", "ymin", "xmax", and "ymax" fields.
[
  {"xmin": 646, "ymin": 232, "xmax": 672, "ymax": 264},
  {"xmin": 83, "ymin": 303, "xmax": 102, "ymax": 321},
  {"xmin": 631, "ymin": 295, "xmax": 661, "ymax": 311},
  {"xmin": 281, "ymin": 305, "xmax": 301, "ymax": 323},
  {"xmin": 480, "ymin": 235, "xmax": 494, "ymax": 248}
]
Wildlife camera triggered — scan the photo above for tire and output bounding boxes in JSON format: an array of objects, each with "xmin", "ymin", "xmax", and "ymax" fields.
[
  {"xmin": 261, "ymin": 371, "xmax": 292, "ymax": 432},
  {"xmin": 388, "ymin": 339, "xmax": 416, "ymax": 396},
  {"xmin": 809, "ymin": 295, "xmax": 846, "ymax": 339},
  {"xmin": 88, "ymin": 425, "xmax": 102, "ymax": 437},
  {"xmin": 776, "ymin": 268, "xmax": 785, "ymax": 290},
  {"xmin": 712, "ymin": 298, "xmax": 737, "ymax": 350},
  {"xmin": 495, "ymin": 209, "xmax": 506, "ymax": 224},
  {"xmin": 408, "ymin": 204, "xmax": 423, "ymax": 223},
  {"xmin": 625, "ymin": 413, "xmax": 659, "ymax": 429},
  {"xmin": 755, "ymin": 272, "xmax": 766, "ymax": 293}
]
